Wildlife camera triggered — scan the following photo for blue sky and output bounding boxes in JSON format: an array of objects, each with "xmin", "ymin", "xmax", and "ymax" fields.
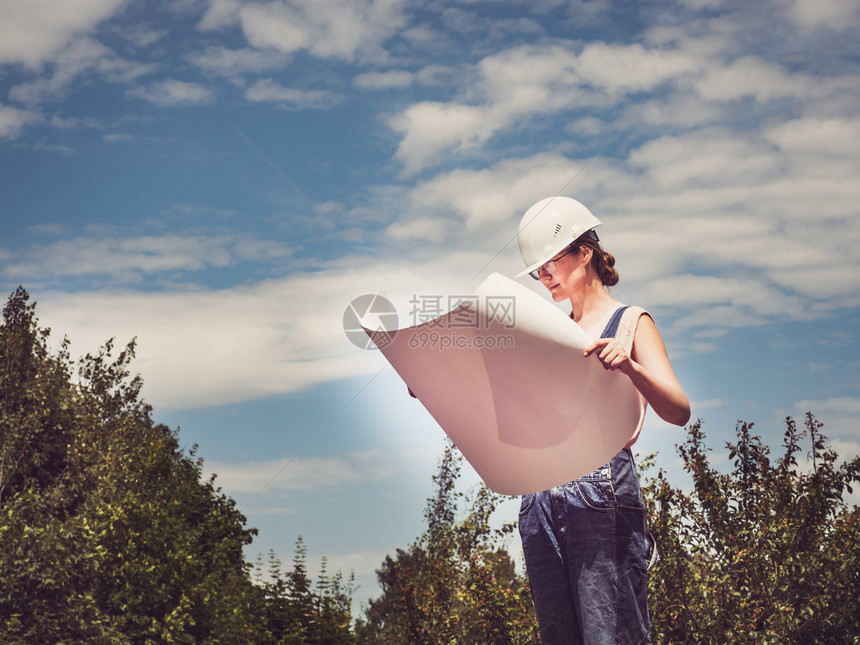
[{"xmin": 2, "ymin": 0, "xmax": 859, "ymax": 611}]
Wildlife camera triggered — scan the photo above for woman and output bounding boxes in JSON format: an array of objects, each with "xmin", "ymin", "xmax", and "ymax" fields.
[{"xmin": 515, "ymin": 196, "xmax": 690, "ymax": 645}]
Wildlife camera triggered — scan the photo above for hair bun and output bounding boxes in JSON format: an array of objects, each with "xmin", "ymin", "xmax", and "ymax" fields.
[{"xmin": 598, "ymin": 249, "xmax": 619, "ymax": 287}]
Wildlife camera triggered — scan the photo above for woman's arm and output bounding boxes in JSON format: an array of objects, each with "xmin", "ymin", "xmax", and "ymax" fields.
[{"xmin": 584, "ymin": 314, "xmax": 690, "ymax": 426}]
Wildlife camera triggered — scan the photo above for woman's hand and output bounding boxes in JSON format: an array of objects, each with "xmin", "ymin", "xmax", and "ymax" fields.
[
  {"xmin": 584, "ymin": 315, "xmax": 691, "ymax": 427},
  {"xmin": 583, "ymin": 338, "xmax": 633, "ymax": 374}
]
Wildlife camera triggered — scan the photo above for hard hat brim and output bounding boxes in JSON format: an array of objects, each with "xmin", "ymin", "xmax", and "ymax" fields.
[{"xmin": 515, "ymin": 226, "xmax": 601, "ymax": 278}]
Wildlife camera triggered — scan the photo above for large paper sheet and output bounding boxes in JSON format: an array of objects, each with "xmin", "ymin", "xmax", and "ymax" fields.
[{"xmin": 361, "ymin": 272, "xmax": 645, "ymax": 495}]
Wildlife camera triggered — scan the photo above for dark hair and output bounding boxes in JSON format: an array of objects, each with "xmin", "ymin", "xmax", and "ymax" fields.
[{"xmin": 572, "ymin": 234, "xmax": 619, "ymax": 287}]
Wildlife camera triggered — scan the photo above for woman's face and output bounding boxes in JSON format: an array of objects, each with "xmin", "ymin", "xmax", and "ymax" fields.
[{"xmin": 538, "ymin": 246, "xmax": 590, "ymax": 302}]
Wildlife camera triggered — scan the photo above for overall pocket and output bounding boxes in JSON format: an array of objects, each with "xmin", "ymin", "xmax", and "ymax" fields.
[
  {"xmin": 571, "ymin": 477, "xmax": 616, "ymax": 511},
  {"xmin": 518, "ymin": 493, "xmax": 535, "ymax": 517}
]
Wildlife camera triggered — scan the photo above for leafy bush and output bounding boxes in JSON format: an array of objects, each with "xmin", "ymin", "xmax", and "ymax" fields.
[
  {"xmin": 0, "ymin": 287, "xmax": 263, "ymax": 642},
  {"xmin": 643, "ymin": 416, "xmax": 860, "ymax": 644},
  {"xmin": 0, "ymin": 287, "xmax": 355, "ymax": 643},
  {"xmin": 5, "ymin": 286, "xmax": 858, "ymax": 642},
  {"xmin": 355, "ymin": 442, "xmax": 539, "ymax": 644}
]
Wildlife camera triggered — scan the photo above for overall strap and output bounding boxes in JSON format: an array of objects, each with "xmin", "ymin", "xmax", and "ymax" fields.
[{"xmin": 600, "ymin": 305, "xmax": 630, "ymax": 339}]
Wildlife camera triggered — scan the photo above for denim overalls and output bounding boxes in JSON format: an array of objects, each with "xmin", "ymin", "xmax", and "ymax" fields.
[{"xmin": 518, "ymin": 306, "xmax": 657, "ymax": 645}]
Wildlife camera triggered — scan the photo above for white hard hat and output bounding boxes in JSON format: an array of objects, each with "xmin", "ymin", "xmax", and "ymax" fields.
[{"xmin": 515, "ymin": 196, "xmax": 602, "ymax": 278}]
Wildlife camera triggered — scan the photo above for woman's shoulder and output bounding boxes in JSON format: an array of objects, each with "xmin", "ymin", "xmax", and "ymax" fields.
[
  {"xmin": 616, "ymin": 305, "xmax": 651, "ymax": 353},
  {"xmin": 620, "ymin": 304, "xmax": 649, "ymax": 322}
]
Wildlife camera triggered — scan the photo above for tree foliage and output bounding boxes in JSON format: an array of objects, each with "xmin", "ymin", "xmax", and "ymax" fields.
[
  {"xmin": 0, "ymin": 287, "xmax": 264, "ymax": 641},
  {"xmin": 252, "ymin": 538, "xmax": 356, "ymax": 644},
  {"xmin": 6, "ymin": 285, "xmax": 859, "ymax": 642},
  {"xmin": 355, "ymin": 442, "xmax": 539, "ymax": 644},
  {"xmin": 0, "ymin": 287, "xmax": 356, "ymax": 643},
  {"xmin": 354, "ymin": 418, "xmax": 859, "ymax": 644},
  {"xmin": 643, "ymin": 416, "xmax": 860, "ymax": 644}
]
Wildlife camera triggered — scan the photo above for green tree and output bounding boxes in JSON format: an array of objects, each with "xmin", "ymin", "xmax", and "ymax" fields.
[
  {"xmin": 0, "ymin": 287, "xmax": 264, "ymax": 642},
  {"xmin": 0, "ymin": 286, "xmax": 359, "ymax": 643},
  {"xmin": 0, "ymin": 286, "xmax": 72, "ymax": 507},
  {"xmin": 643, "ymin": 416, "xmax": 860, "ymax": 644},
  {"xmin": 254, "ymin": 539, "xmax": 356, "ymax": 644},
  {"xmin": 355, "ymin": 441, "xmax": 539, "ymax": 644}
]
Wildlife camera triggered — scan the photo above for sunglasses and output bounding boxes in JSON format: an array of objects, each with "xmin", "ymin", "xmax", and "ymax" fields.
[{"xmin": 529, "ymin": 246, "xmax": 577, "ymax": 280}]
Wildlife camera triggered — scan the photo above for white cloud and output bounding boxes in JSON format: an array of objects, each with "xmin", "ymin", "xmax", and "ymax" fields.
[
  {"xmin": 673, "ymin": 0, "xmax": 723, "ymax": 8},
  {"xmin": 198, "ymin": 0, "xmax": 243, "ymax": 31},
  {"xmin": 388, "ymin": 26, "xmax": 860, "ymax": 176},
  {"xmin": 626, "ymin": 129, "xmax": 778, "ymax": 189},
  {"xmin": 9, "ymin": 37, "xmax": 154, "ymax": 105},
  {"xmin": 794, "ymin": 397, "xmax": 860, "ymax": 418},
  {"xmin": 354, "ymin": 70, "xmax": 414, "ymax": 90},
  {"xmin": 35, "ymin": 142, "xmax": 76, "ymax": 155},
  {"xmin": 203, "ymin": 450, "xmax": 391, "ymax": 495},
  {"xmin": 127, "ymin": 79, "xmax": 215, "ymax": 106},
  {"xmin": 391, "ymin": 101, "xmax": 494, "ymax": 175},
  {"xmin": 36, "ymin": 275, "xmax": 371, "ymax": 410},
  {"xmin": 4, "ymin": 0, "xmax": 859, "ymax": 421},
  {"xmin": 112, "ymin": 23, "xmax": 168, "ymax": 48},
  {"xmin": 831, "ymin": 438, "xmax": 860, "ymax": 470},
  {"xmin": 764, "ymin": 117, "xmax": 860, "ymax": 166},
  {"xmin": 237, "ymin": 0, "xmax": 407, "ymax": 62},
  {"xmin": 244, "ymin": 79, "xmax": 338, "ymax": 108},
  {"xmin": 238, "ymin": 3, "xmax": 310, "ymax": 53},
  {"xmin": 17, "ymin": 107, "xmax": 858, "ymax": 411},
  {"xmin": 0, "ymin": 0, "xmax": 125, "ymax": 68},
  {"xmin": 393, "ymin": 106, "xmax": 860, "ymax": 332},
  {"xmin": 187, "ymin": 45, "xmax": 289, "ymax": 76},
  {"xmin": 634, "ymin": 274, "xmax": 800, "ymax": 314},
  {"xmin": 791, "ymin": 398, "xmax": 860, "ymax": 448},
  {"xmin": 103, "ymin": 132, "xmax": 135, "ymax": 143},
  {"xmin": 28, "ymin": 223, "xmax": 68, "ymax": 236},
  {"xmin": 29, "ymin": 253, "xmax": 490, "ymax": 411},
  {"xmin": 316, "ymin": 547, "xmax": 395, "ymax": 578},
  {"xmin": 390, "ymin": 43, "xmax": 613, "ymax": 174},
  {"xmin": 634, "ymin": 92, "xmax": 725, "ymax": 128},
  {"xmin": 8, "ymin": 39, "xmax": 108, "ymax": 104},
  {"xmin": 573, "ymin": 42, "xmax": 701, "ymax": 95},
  {"xmin": 4, "ymin": 234, "xmax": 290, "ymax": 282},
  {"xmin": 692, "ymin": 398, "xmax": 725, "ymax": 410},
  {"xmin": 475, "ymin": 44, "xmax": 581, "ymax": 112},
  {"xmin": 385, "ymin": 217, "xmax": 448, "ymax": 242},
  {"xmin": 691, "ymin": 55, "xmax": 812, "ymax": 103},
  {"xmin": 391, "ymin": 41, "xmax": 698, "ymax": 175},
  {"xmin": 0, "ymin": 104, "xmax": 40, "ymax": 139},
  {"xmin": 50, "ymin": 114, "xmax": 103, "ymax": 130},
  {"xmin": 780, "ymin": 0, "xmax": 860, "ymax": 31},
  {"xmin": 250, "ymin": 506, "xmax": 297, "ymax": 516},
  {"xmin": 406, "ymin": 152, "xmax": 586, "ymax": 230}
]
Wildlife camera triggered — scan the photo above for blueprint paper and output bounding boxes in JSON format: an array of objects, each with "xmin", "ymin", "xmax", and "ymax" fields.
[{"xmin": 361, "ymin": 272, "xmax": 645, "ymax": 495}]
